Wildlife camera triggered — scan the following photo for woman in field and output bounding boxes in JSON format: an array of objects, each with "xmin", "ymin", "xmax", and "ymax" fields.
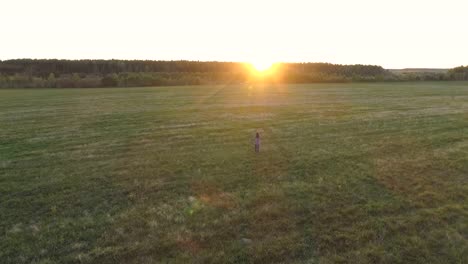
[{"xmin": 255, "ymin": 132, "xmax": 260, "ymax": 153}]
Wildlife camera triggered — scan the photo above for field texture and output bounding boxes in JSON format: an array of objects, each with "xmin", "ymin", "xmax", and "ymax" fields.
[{"xmin": 1, "ymin": 82, "xmax": 468, "ymax": 263}]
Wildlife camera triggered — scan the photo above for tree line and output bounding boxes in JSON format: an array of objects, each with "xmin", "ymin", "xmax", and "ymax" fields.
[
  {"xmin": 447, "ymin": 66, "xmax": 468, "ymax": 80},
  {"xmin": 0, "ymin": 59, "xmax": 464, "ymax": 88}
]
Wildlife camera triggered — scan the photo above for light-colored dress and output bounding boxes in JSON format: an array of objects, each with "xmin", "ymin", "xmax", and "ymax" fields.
[{"xmin": 255, "ymin": 137, "xmax": 260, "ymax": 152}]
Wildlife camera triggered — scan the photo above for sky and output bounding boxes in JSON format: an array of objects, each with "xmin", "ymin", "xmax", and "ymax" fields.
[{"xmin": 1, "ymin": 0, "xmax": 467, "ymax": 68}]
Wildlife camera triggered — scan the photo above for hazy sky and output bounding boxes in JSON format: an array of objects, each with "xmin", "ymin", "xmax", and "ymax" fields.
[{"xmin": 1, "ymin": 0, "xmax": 467, "ymax": 68}]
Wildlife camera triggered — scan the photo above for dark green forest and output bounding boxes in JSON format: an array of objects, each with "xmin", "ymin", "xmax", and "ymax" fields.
[{"xmin": 0, "ymin": 59, "xmax": 465, "ymax": 88}]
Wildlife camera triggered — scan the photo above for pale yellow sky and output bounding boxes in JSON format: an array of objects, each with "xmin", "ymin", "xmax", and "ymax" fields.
[{"xmin": 1, "ymin": 0, "xmax": 467, "ymax": 68}]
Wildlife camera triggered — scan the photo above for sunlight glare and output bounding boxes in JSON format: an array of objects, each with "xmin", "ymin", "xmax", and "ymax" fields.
[{"xmin": 251, "ymin": 61, "xmax": 274, "ymax": 72}]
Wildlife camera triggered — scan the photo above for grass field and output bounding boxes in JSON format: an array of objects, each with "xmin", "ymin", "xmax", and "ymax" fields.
[{"xmin": 1, "ymin": 82, "xmax": 468, "ymax": 263}]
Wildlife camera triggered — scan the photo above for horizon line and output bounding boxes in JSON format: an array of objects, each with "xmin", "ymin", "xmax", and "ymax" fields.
[{"xmin": 0, "ymin": 58, "xmax": 460, "ymax": 70}]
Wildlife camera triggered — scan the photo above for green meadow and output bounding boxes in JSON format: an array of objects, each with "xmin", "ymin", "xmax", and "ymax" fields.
[{"xmin": 1, "ymin": 82, "xmax": 467, "ymax": 263}]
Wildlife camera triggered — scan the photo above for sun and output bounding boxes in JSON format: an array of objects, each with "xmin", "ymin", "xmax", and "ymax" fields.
[{"xmin": 251, "ymin": 61, "xmax": 274, "ymax": 72}]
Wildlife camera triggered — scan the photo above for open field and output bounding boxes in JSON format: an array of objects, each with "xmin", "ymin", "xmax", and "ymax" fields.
[{"xmin": 1, "ymin": 82, "xmax": 468, "ymax": 263}]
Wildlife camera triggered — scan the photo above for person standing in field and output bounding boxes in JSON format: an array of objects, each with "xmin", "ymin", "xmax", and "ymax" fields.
[{"xmin": 255, "ymin": 132, "xmax": 260, "ymax": 153}]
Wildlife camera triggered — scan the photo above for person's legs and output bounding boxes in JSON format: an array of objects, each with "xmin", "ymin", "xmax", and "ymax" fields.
[{"xmin": 255, "ymin": 144, "xmax": 259, "ymax": 152}]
